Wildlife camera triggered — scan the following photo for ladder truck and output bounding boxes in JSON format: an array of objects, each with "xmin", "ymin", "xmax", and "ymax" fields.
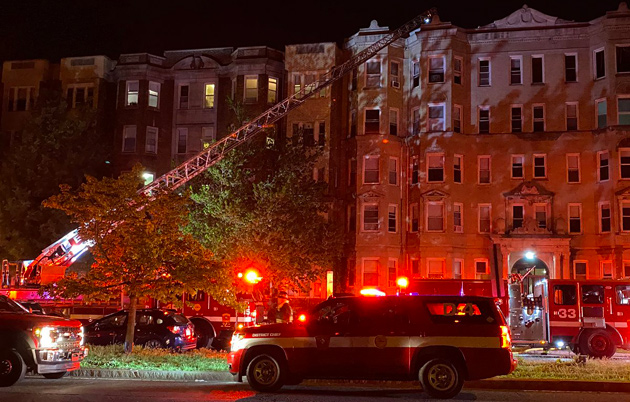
[{"xmin": 2, "ymin": 7, "xmax": 438, "ymax": 347}]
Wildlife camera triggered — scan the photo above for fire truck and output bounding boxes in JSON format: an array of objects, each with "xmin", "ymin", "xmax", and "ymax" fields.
[{"xmin": 408, "ymin": 276, "xmax": 630, "ymax": 358}]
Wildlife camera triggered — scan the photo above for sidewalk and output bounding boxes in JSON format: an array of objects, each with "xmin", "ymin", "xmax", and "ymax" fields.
[{"xmin": 67, "ymin": 369, "xmax": 630, "ymax": 393}]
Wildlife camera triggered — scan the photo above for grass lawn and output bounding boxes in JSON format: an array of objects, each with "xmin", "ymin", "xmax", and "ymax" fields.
[{"xmin": 502, "ymin": 357, "xmax": 630, "ymax": 382}]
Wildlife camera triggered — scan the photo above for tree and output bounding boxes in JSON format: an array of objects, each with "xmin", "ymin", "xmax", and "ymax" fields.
[
  {"xmin": 44, "ymin": 166, "xmax": 233, "ymax": 353},
  {"xmin": 0, "ymin": 92, "xmax": 110, "ymax": 261},
  {"xmin": 188, "ymin": 134, "xmax": 344, "ymax": 291}
]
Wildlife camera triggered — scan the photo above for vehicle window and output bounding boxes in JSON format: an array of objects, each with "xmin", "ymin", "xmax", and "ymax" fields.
[
  {"xmin": 311, "ymin": 300, "xmax": 355, "ymax": 334},
  {"xmin": 424, "ymin": 299, "xmax": 495, "ymax": 324},
  {"xmin": 581, "ymin": 285, "xmax": 604, "ymax": 304},
  {"xmin": 0, "ymin": 296, "xmax": 28, "ymax": 313},
  {"xmin": 553, "ymin": 285, "xmax": 576, "ymax": 305},
  {"xmin": 169, "ymin": 314, "xmax": 189, "ymax": 325},
  {"xmin": 100, "ymin": 313, "xmax": 127, "ymax": 328},
  {"xmin": 616, "ymin": 285, "xmax": 630, "ymax": 305},
  {"xmin": 354, "ymin": 300, "xmax": 409, "ymax": 336},
  {"xmin": 137, "ymin": 314, "xmax": 154, "ymax": 326}
]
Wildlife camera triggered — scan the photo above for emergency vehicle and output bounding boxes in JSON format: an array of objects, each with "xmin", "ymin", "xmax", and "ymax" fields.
[{"xmin": 228, "ymin": 295, "xmax": 516, "ymax": 399}]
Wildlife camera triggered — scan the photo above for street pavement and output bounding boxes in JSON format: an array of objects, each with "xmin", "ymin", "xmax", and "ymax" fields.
[{"xmin": 0, "ymin": 378, "xmax": 628, "ymax": 402}]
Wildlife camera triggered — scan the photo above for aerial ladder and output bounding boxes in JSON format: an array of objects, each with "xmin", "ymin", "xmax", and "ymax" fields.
[{"xmin": 16, "ymin": 8, "xmax": 437, "ymax": 286}]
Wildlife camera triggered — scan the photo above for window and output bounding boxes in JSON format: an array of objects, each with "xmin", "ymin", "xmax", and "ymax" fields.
[
  {"xmin": 363, "ymin": 260, "xmax": 379, "ymax": 286},
  {"xmin": 511, "ymin": 105, "xmax": 522, "ymax": 133},
  {"xmin": 625, "ymin": 262, "xmax": 630, "ymax": 279},
  {"xmin": 411, "ymin": 156, "xmax": 419, "ymax": 185},
  {"xmin": 598, "ymin": 150, "xmax": 610, "ymax": 181},
  {"xmin": 478, "ymin": 204, "xmax": 491, "ymax": 233},
  {"xmin": 388, "ymin": 205, "xmax": 397, "ymax": 233},
  {"xmin": 535, "ymin": 204, "xmax": 547, "ymax": 229},
  {"xmin": 427, "ymin": 259, "xmax": 445, "ymax": 279},
  {"xmin": 475, "ymin": 260, "xmax": 488, "ymax": 278},
  {"xmin": 388, "ymin": 260, "xmax": 397, "ymax": 287},
  {"xmin": 304, "ymin": 73, "xmax": 316, "ymax": 95},
  {"xmin": 268, "ymin": 77, "xmax": 277, "ymax": 103},
  {"xmin": 511, "ymin": 155, "xmax": 524, "ymax": 179},
  {"xmin": 389, "ymin": 108, "xmax": 398, "ymax": 136},
  {"xmin": 595, "ymin": 48, "xmax": 605, "ymax": 79},
  {"xmin": 478, "ymin": 156, "xmax": 491, "ymax": 184},
  {"xmin": 145, "ymin": 127, "xmax": 158, "ymax": 154},
  {"xmin": 620, "ymin": 148, "xmax": 630, "ymax": 179},
  {"xmin": 602, "ymin": 261, "xmax": 614, "ymax": 280},
  {"xmin": 600, "ymin": 202, "xmax": 611, "ymax": 233},
  {"xmin": 510, "ymin": 56, "xmax": 522, "ymax": 85},
  {"xmin": 568, "ymin": 203, "xmax": 582, "ymax": 233},
  {"xmin": 293, "ymin": 73, "xmax": 302, "ymax": 95},
  {"xmin": 179, "ymin": 85, "xmax": 189, "ymax": 109},
  {"xmin": 148, "ymin": 81, "xmax": 160, "ymax": 108},
  {"xmin": 533, "ymin": 154, "xmax": 546, "ymax": 178},
  {"xmin": 622, "ymin": 201, "xmax": 630, "ymax": 232},
  {"xmin": 427, "ymin": 153, "xmax": 445, "ymax": 182},
  {"xmin": 201, "ymin": 127, "xmax": 215, "ymax": 149},
  {"xmin": 7, "ymin": 87, "xmax": 35, "ymax": 111},
  {"xmin": 318, "ymin": 122, "xmax": 326, "ymax": 146},
  {"xmin": 453, "ymin": 57, "xmax": 462, "ymax": 85},
  {"xmin": 453, "ymin": 155, "xmax": 462, "ymax": 184},
  {"xmin": 617, "ymin": 46, "xmax": 630, "ymax": 73},
  {"xmin": 390, "ymin": 61, "xmax": 400, "ymax": 88},
  {"xmin": 350, "ymin": 110, "xmax": 357, "ymax": 137},
  {"xmin": 142, "ymin": 172, "xmax": 154, "ymax": 185},
  {"xmin": 365, "ymin": 109, "xmax": 380, "ymax": 133},
  {"xmin": 126, "ymin": 81, "xmax": 139, "ymax": 106},
  {"xmin": 244, "ymin": 75, "xmax": 258, "ymax": 102},
  {"xmin": 616, "ymin": 285, "xmax": 630, "ymax": 304},
  {"xmin": 428, "ymin": 56, "xmax": 445, "ymax": 83},
  {"xmin": 596, "ymin": 99, "xmax": 607, "ymax": 128},
  {"xmin": 453, "ymin": 259, "xmax": 463, "ymax": 279},
  {"xmin": 204, "ymin": 83, "xmax": 215, "ymax": 108},
  {"xmin": 349, "ymin": 159, "xmax": 356, "ymax": 187},
  {"xmin": 554, "ymin": 285, "xmax": 577, "ymax": 305},
  {"xmin": 478, "ymin": 59, "xmax": 490, "ymax": 86},
  {"xmin": 565, "ymin": 54, "xmax": 577, "ymax": 82},
  {"xmin": 453, "ymin": 105, "xmax": 462, "ymax": 133},
  {"xmin": 427, "ymin": 202, "xmax": 444, "ymax": 232},
  {"xmin": 619, "ymin": 97, "xmax": 630, "ymax": 125},
  {"xmin": 66, "ymin": 84, "xmax": 94, "ymax": 108},
  {"xmin": 453, "ymin": 202, "xmax": 463, "ymax": 233},
  {"xmin": 412, "ymin": 60, "xmax": 420, "ymax": 88},
  {"xmin": 567, "ymin": 154, "xmax": 580, "ymax": 183},
  {"xmin": 531, "ymin": 56, "xmax": 544, "ymax": 84},
  {"xmin": 388, "ymin": 157, "xmax": 398, "ymax": 185},
  {"xmin": 410, "ymin": 204, "xmax": 419, "ymax": 232},
  {"xmin": 479, "ymin": 107, "xmax": 490, "ymax": 133},
  {"xmin": 512, "ymin": 205, "xmax": 524, "ymax": 229},
  {"xmin": 177, "ymin": 128, "xmax": 188, "ymax": 154},
  {"xmin": 122, "ymin": 125, "xmax": 136, "ymax": 152},
  {"xmin": 363, "ymin": 205, "xmax": 379, "ymax": 231},
  {"xmin": 582, "ymin": 285, "xmax": 605, "ymax": 304},
  {"xmin": 364, "ymin": 155, "xmax": 379, "ymax": 184},
  {"xmin": 365, "ymin": 59, "xmax": 381, "ymax": 88},
  {"xmin": 428, "ymin": 104, "xmax": 445, "ymax": 131},
  {"xmin": 566, "ymin": 103, "xmax": 578, "ymax": 130},
  {"xmin": 533, "ymin": 105, "xmax": 545, "ymax": 131},
  {"xmin": 412, "ymin": 108, "xmax": 421, "ymax": 135}
]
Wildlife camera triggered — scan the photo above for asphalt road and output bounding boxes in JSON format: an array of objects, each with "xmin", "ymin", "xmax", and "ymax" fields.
[{"xmin": 0, "ymin": 378, "xmax": 627, "ymax": 402}]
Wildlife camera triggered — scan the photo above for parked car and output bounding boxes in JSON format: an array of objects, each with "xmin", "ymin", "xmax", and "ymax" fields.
[{"xmin": 84, "ymin": 309, "xmax": 196, "ymax": 351}]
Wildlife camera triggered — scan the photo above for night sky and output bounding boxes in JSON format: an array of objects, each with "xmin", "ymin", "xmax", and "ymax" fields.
[{"xmin": 0, "ymin": 0, "xmax": 625, "ymax": 62}]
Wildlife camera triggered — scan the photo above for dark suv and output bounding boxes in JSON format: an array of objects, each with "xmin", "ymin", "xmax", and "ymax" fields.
[{"xmin": 84, "ymin": 309, "xmax": 196, "ymax": 351}]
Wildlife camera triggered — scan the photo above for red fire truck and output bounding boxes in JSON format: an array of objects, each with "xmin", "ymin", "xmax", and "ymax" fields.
[{"xmin": 408, "ymin": 276, "xmax": 630, "ymax": 358}]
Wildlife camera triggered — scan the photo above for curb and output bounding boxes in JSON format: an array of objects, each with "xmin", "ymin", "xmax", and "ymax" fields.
[{"xmin": 67, "ymin": 369, "xmax": 630, "ymax": 392}]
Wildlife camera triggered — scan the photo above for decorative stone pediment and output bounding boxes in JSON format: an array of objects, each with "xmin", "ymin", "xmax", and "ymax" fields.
[
  {"xmin": 421, "ymin": 189, "xmax": 448, "ymax": 201},
  {"xmin": 616, "ymin": 186, "xmax": 630, "ymax": 201},
  {"xmin": 359, "ymin": 190, "xmax": 384, "ymax": 199},
  {"xmin": 483, "ymin": 5, "xmax": 572, "ymax": 29},
  {"xmin": 504, "ymin": 181, "xmax": 553, "ymax": 197},
  {"xmin": 173, "ymin": 55, "xmax": 220, "ymax": 70}
]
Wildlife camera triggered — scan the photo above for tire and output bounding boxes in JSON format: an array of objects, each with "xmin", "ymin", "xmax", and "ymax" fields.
[
  {"xmin": 192, "ymin": 320, "xmax": 215, "ymax": 349},
  {"xmin": 143, "ymin": 338, "xmax": 164, "ymax": 349},
  {"xmin": 579, "ymin": 330, "xmax": 616, "ymax": 358},
  {"xmin": 0, "ymin": 349, "xmax": 26, "ymax": 387},
  {"xmin": 42, "ymin": 372, "xmax": 67, "ymax": 379},
  {"xmin": 419, "ymin": 358, "xmax": 464, "ymax": 399},
  {"xmin": 246, "ymin": 354, "xmax": 285, "ymax": 392}
]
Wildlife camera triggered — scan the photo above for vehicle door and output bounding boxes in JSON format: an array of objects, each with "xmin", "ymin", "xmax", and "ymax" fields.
[
  {"xmin": 86, "ymin": 312, "xmax": 127, "ymax": 345},
  {"xmin": 304, "ymin": 299, "xmax": 357, "ymax": 377},
  {"xmin": 548, "ymin": 282, "xmax": 579, "ymax": 339},
  {"xmin": 612, "ymin": 284, "xmax": 630, "ymax": 340},
  {"xmin": 580, "ymin": 284, "xmax": 606, "ymax": 328},
  {"xmin": 135, "ymin": 312, "xmax": 157, "ymax": 344}
]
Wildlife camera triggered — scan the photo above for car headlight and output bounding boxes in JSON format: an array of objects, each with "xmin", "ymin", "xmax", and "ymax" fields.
[
  {"xmin": 33, "ymin": 326, "xmax": 60, "ymax": 349},
  {"xmin": 231, "ymin": 333, "xmax": 245, "ymax": 352}
]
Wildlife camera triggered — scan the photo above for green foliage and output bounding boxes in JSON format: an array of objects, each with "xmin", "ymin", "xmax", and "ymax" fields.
[
  {"xmin": 0, "ymin": 93, "xmax": 110, "ymax": 260},
  {"xmin": 188, "ymin": 137, "xmax": 344, "ymax": 290},
  {"xmin": 503, "ymin": 356, "xmax": 630, "ymax": 382}
]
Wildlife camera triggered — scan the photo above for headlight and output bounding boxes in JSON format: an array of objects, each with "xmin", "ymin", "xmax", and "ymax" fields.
[
  {"xmin": 33, "ymin": 326, "xmax": 60, "ymax": 349},
  {"xmin": 80, "ymin": 326, "xmax": 85, "ymax": 346},
  {"xmin": 231, "ymin": 333, "xmax": 245, "ymax": 352}
]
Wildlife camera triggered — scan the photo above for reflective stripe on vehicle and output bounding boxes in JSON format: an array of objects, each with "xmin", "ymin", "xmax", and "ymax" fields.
[{"xmin": 548, "ymin": 321, "xmax": 581, "ymax": 327}]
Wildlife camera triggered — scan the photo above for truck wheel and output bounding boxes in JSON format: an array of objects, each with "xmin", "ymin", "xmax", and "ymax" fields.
[
  {"xmin": 192, "ymin": 320, "xmax": 215, "ymax": 349},
  {"xmin": 579, "ymin": 330, "xmax": 616, "ymax": 358},
  {"xmin": 246, "ymin": 354, "xmax": 285, "ymax": 392},
  {"xmin": 42, "ymin": 372, "xmax": 67, "ymax": 379},
  {"xmin": 419, "ymin": 358, "xmax": 464, "ymax": 399},
  {"xmin": 0, "ymin": 349, "xmax": 26, "ymax": 387}
]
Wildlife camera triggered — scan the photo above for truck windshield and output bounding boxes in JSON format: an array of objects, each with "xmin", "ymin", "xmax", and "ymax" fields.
[{"xmin": 0, "ymin": 295, "xmax": 29, "ymax": 313}]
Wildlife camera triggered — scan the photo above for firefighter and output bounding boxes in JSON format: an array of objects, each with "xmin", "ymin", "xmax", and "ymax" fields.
[
  {"xmin": 276, "ymin": 291, "xmax": 293, "ymax": 324},
  {"xmin": 265, "ymin": 297, "xmax": 278, "ymax": 324}
]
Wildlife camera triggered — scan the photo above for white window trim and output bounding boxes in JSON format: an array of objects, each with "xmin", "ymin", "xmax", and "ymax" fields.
[
  {"xmin": 532, "ymin": 104, "xmax": 546, "ymax": 132},
  {"xmin": 426, "ymin": 201, "xmax": 445, "ymax": 233},
  {"xmin": 145, "ymin": 126, "xmax": 158, "ymax": 154},
  {"xmin": 428, "ymin": 55, "xmax": 446, "ymax": 84},
  {"xmin": 478, "ymin": 106, "xmax": 490, "ymax": 133},
  {"xmin": 388, "ymin": 157, "xmax": 399, "ymax": 186},
  {"xmin": 454, "ymin": 154, "xmax": 463, "ymax": 184},
  {"xmin": 565, "ymin": 102, "xmax": 579, "ymax": 131},
  {"xmin": 122, "ymin": 125, "xmax": 137, "ymax": 153},
  {"xmin": 364, "ymin": 107, "xmax": 381, "ymax": 135},
  {"xmin": 478, "ymin": 57, "xmax": 491, "ymax": 87},
  {"xmin": 478, "ymin": 155, "xmax": 491, "ymax": 185},
  {"xmin": 509, "ymin": 55, "xmax": 523, "ymax": 85},
  {"xmin": 601, "ymin": 260, "xmax": 614, "ymax": 279},
  {"xmin": 203, "ymin": 82, "xmax": 216, "ymax": 109},
  {"xmin": 593, "ymin": 47, "xmax": 606, "ymax": 80},
  {"xmin": 364, "ymin": 58, "xmax": 382, "ymax": 89},
  {"xmin": 453, "ymin": 258, "xmax": 464, "ymax": 279},
  {"xmin": 534, "ymin": 202, "xmax": 548, "ymax": 230},
  {"xmin": 478, "ymin": 203, "xmax": 492, "ymax": 233},
  {"xmin": 426, "ymin": 258, "xmax": 446, "ymax": 279},
  {"xmin": 426, "ymin": 152, "xmax": 445, "ymax": 183},
  {"xmin": 597, "ymin": 150, "xmax": 610, "ymax": 182},
  {"xmin": 568, "ymin": 203, "xmax": 583, "ymax": 234},
  {"xmin": 512, "ymin": 203, "xmax": 525, "ymax": 230},
  {"xmin": 531, "ymin": 54, "xmax": 545, "ymax": 84},
  {"xmin": 511, "ymin": 154, "xmax": 524, "ymax": 179},
  {"xmin": 125, "ymin": 80, "xmax": 139, "ymax": 107},
  {"xmin": 566, "ymin": 153, "xmax": 581, "ymax": 183},
  {"xmin": 362, "ymin": 203, "xmax": 380, "ymax": 233},
  {"xmin": 510, "ymin": 104, "xmax": 523, "ymax": 133},
  {"xmin": 363, "ymin": 154, "xmax": 380, "ymax": 184},
  {"xmin": 244, "ymin": 75, "xmax": 258, "ymax": 103},
  {"xmin": 565, "ymin": 52, "xmax": 578, "ymax": 82},
  {"xmin": 390, "ymin": 60, "xmax": 401, "ymax": 88},
  {"xmin": 619, "ymin": 147, "xmax": 630, "ymax": 180},
  {"xmin": 598, "ymin": 201, "xmax": 611, "ymax": 234},
  {"xmin": 453, "ymin": 202, "xmax": 464, "ymax": 233},
  {"xmin": 474, "ymin": 258, "xmax": 489, "ymax": 278},
  {"xmin": 148, "ymin": 81, "xmax": 161, "ymax": 109},
  {"xmin": 533, "ymin": 153, "xmax": 547, "ymax": 179},
  {"xmin": 621, "ymin": 201, "xmax": 630, "ymax": 233},
  {"xmin": 617, "ymin": 95, "xmax": 630, "ymax": 125},
  {"xmin": 362, "ymin": 258, "xmax": 380, "ymax": 287},
  {"xmin": 427, "ymin": 103, "xmax": 446, "ymax": 132},
  {"xmin": 574, "ymin": 260, "xmax": 588, "ymax": 280}
]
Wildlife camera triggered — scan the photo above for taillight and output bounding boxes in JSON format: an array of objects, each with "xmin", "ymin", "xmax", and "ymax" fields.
[
  {"xmin": 168, "ymin": 325, "xmax": 183, "ymax": 334},
  {"xmin": 500, "ymin": 325, "xmax": 511, "ymax": 349}
]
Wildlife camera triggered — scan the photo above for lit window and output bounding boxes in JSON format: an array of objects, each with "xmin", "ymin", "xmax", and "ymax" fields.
[
  {"xmin": 453, "ymin": 155, "xmax": 462, "ymax": 184},
  {"xmin": 479, "ymin": 204, "xmax": 491, "ymax": 233},
  {"xmin": 596, "ymin": 99, "xmax": 607, "ymax": 129},
  {"xmin": 567, "ymin": 154, "xmax": 580, "ymax": 183},
  {"xmin": 427, "ymin": 154, "xmax": 445, "ymax": 182},
  {"xmin": 427, "ymin": 202, "xmax": 444, "ymax": 232},
  {"xmin": 598, "ymin": 151, "xmax": 609, "ymax": 182},
  {"xmin": 565, "ymin": 54, "xmax": 577, "ymax": 82},
  {"xmin": 365, "ymin": 109, "xmax": 380, "ymax": 134},
  {"xmin": 122, "ymin": 125, "xmax": 136, "ymax": 153},
  {"xmin": 479, "ymin": 107, "xmax": 490, "ymax": 133},
  {"xmin": 531, "ymin": 56, "xmax": 544, "ymax": 84},
  {"xmin": 365, "ymin": 59, "xmax": 381, "ymax": 88},
  {"xmin": 595, "ymin": 48, "xmax": 605, "ymax": 79},
  {"xmin": 533, "ymin": 105, "xmax": 545, "ymax": 132},
  {"xmin": 268, "ymin": 77, "xmax": 277, "ymax": 103},
  {"xmin": 568, "ymin": 204, "xmax": 582, "ymax": 233},
  {"xmin": 364, "ymin": 155, "xmax": 380, "ymax": 184},
  {"xmin": 566, "ymin": 103, "xmax": 578, "ymax": 131},
  {"xmin": 510, "ymin": 56, "xmax": 522, "ymax": 85},
  {"xmin": 511, "ymin": 155, "xmax": 524, "ymax": 179},
  {"xmin": 145, "ymin": 127, "xmax": 158, "ymax": 154},
  {"xmin": 428, "ymin": 104, "xmax": 445, "ymax": 131},
  {"xmin": 204, "ymin": 84, "xmax": 215, "ymax": 108},
  {"xmin": 534, "ymin": 154, "xmax": 547, "ymax": 179},
  {"xmin": 148, "ymin": 81, "xmax": 160, "ymax": 108},
  {"xmin": 244, "ymin": 75, "xmax": 258, "ymax": 102},
  {"xmin": 478, "ymin": 156, "xmax": 491, "ymax": 184},
  {"xmin": 511, "ymin": 106, "xmax": 522, "ymax": 133},
  {"xmin": 453, "ymin": 203, "xmax": 463, "ymax": 233},
  {"xmin": 363, "ymin": 205, "xmax": 379, "ymax": 231},
  {"xmin": 600, "ymin": 202, "xmax": 611, "ymax": 233},
  {"xmin": 479, "ymin": 59, "xmax": 490, "ymax": 86},
  {"xmin": 126, "ymin": 81, "xmax": 139, "ymax": 106},
  {"xmin": 428, "ymin": 56, "xmax": 445, "ymax": 83}
]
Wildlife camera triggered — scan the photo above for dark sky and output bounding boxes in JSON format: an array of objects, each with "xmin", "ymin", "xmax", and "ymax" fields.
[{"xmin": 0, "ymin": 0, "xmax": 625, "ymax": 62}]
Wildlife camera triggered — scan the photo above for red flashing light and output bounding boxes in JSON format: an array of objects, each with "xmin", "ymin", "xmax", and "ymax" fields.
[{"xmin": 396, "ymin": 277, "xmax": 409, "ymax": 289}]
